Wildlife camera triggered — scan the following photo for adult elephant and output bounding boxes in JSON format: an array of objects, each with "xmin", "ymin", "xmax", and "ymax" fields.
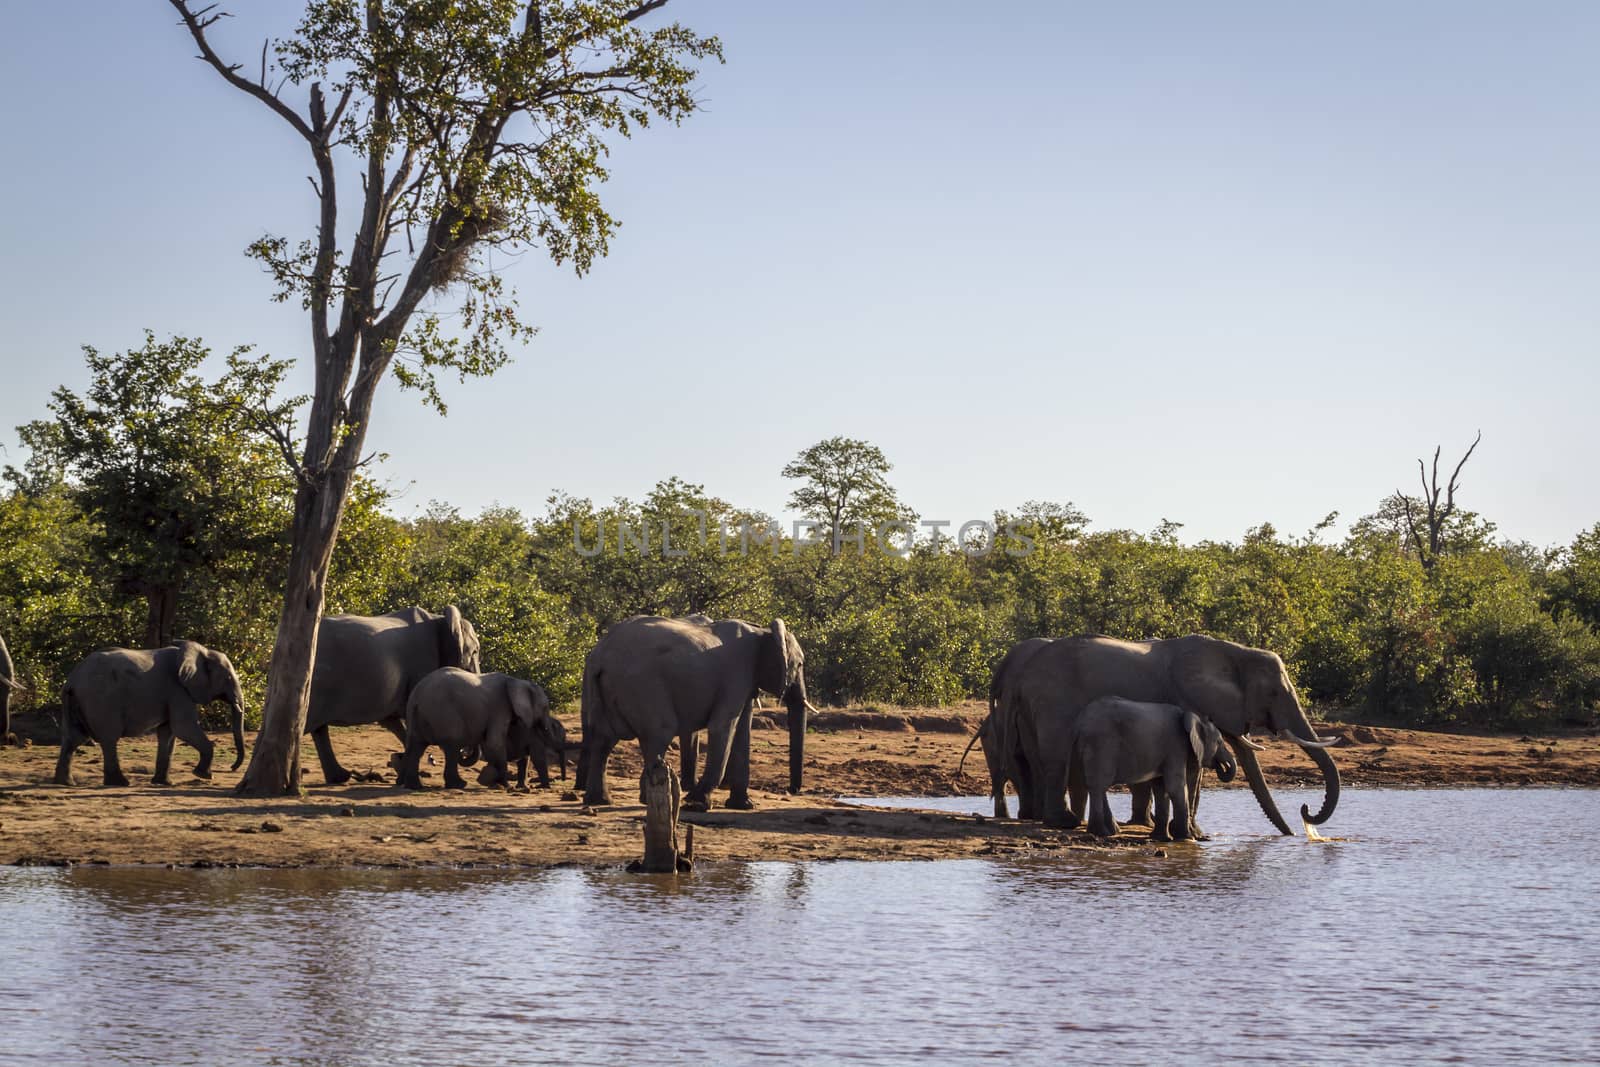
[
  {"xmin": 580, "ymin": 615, "xmax": 816, "ymax": 811},
  {"xmin": 54, "ymin": 640, "xmax": 246, "ymax": 786},
  {"xmin": 999, "ymin": 634, "xmax": 1340, "ymax": 835},
  {"xmin": 0, "ymin": 631, "xmax": 17, "ymax": 745},
  {"xmin": 305, "ymin": 606, "xmax": 481, "ymax": 785}
]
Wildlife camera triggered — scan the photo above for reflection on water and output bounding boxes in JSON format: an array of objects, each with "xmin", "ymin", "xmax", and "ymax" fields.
[{"xmin": 1, "ymin": 789, "xmax": 1596, "ymax": 1065}]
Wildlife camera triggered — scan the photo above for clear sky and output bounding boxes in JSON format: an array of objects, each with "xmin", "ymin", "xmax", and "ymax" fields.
[{"xmin": 1, "ymin": 2, "xmax": 1596, "ymax": 547}]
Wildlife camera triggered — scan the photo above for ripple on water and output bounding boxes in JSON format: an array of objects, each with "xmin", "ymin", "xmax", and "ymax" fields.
[{"xmin": 0, "ymin": 788, "xmax": 1596, "ymax": 1065}]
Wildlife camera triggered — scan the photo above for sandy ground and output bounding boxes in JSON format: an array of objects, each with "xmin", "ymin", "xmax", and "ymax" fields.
[{"xmin": 1, "ymin": 703, "xmax": 1596, "ymax": 869}]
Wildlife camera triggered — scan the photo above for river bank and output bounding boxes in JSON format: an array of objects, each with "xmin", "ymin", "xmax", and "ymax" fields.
[{"xmin": 0, "ymin": 704, "xmax": 1595, "ymax": 868}]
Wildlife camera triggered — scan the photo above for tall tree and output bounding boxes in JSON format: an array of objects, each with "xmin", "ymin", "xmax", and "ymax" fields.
[
  {"xmin": 13, "ymin": 334, "xmax": 296, "ymax": 648},
  {"xmin": 170, "ymin": 0, "xmax": 720, "ymax": 794},
  {"xmin": 782, "ymin": 437, "xmax": 909, "ymax": 543}
]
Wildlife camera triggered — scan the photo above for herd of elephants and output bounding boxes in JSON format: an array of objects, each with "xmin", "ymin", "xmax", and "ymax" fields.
[{"xmin": 0, "ymin": 607, "xmax": 1342, "ymax": 841}]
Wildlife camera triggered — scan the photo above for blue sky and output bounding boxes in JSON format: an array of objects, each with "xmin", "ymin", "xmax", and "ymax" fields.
[{"xmin": 1, "ymin": 2, "xmax": 1596, "ymax": 547}]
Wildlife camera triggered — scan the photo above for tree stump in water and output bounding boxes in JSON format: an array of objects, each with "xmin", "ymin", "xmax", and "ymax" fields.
[{"xmin": 635, "ymin": 756, "xmax": 692, "ymax": 873}]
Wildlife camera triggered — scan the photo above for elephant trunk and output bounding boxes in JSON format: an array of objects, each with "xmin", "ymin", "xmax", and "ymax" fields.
[
  {"xmin": 1296, "ymin": 738, "xmax": 1340, "ymax": 825},
  {"xmin": 230, "ymin": 702, "xmax": 247, "ymax": 772},
  {"xmin": 786, "ymin": 681, "xmax": 808, "ymax": 794},
  {"xmin": 1276, "ymin": 701, "xmax": 1341, "ymax": 826},
  {"xmin": 1226, "ymin": 734, "xmax": 1293, "ymax": 836}
]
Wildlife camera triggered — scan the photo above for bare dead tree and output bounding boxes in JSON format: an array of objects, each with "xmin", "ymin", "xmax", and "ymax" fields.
[{"xmin": 1399, "ymin": 431, "xmax": 1482, "ymax": 571}]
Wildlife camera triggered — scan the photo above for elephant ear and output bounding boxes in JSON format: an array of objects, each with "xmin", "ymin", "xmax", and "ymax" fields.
[
  {"xmin": 1172, "ymin": 641, "xmax": 1247, "ymax": 733},
  {"xmin": 173, "ymin": 642, "xmax": 211, "ymax": 702},
  {"xmin": 763, "ymin": 618, "xmax": 792, "ymax": 697},
  {"xmin": 440, "ymin": 606, "xmax": 471, "ymax": 670},
  {"xmin": 1182, "ymin": 710, "xmax": 1206, "ymax": 768},
  {"xmin": 507, "ymin": 681, "xmax": 539, "ymax": 730}
]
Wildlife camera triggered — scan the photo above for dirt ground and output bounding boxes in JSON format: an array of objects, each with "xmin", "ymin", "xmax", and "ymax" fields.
[{"xmin": 1, "ymin": 703, "xmax": 1596, "ymax": 869}]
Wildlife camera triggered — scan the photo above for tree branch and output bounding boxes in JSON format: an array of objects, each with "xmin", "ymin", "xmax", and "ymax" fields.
[{"xmin": 168, "ymin": 1, "xmax": 316, "ymax": 143}]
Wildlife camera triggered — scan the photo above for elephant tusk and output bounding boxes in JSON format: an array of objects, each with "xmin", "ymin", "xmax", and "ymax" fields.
[
  {"xmin": 804, "ymin": 700, "xmax": 822, "ymax": 716},
  {"xmin": 1237, "ymin": 735, "xmax": 1267, "ymax": 751},
  {"xmin": 1278, "ymin": 729, "xmax": 1339, "ymax": 749}
]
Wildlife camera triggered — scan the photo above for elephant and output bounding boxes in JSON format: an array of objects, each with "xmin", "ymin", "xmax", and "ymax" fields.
[
  {"xmin": 960, "ymin": 637, "xmax": 1054, "ymax": 818},
  {"xmin": 1068, "ymin": 696, "xmax": 1238, "ymax": 840},
  {"xmin": 397, "ymin": 668, "xmax": 561, "ymax": 790},
  {"xmin": 53, "ymin": 640, "xmax": 246, "ymax": 787},
  {"xmin": 0, "ymin": 630, "xmax": 17, "ymax": 745},
  {"xmin": 305, "ymin": 606, "xmax": 481, "ymax": 784},
  {"xmin": 462, "ymin": 713, "xmax": 572, "ymax": 788},
  {"xmin": 579, "ymin": 614, "xmax": 817, "ymax": 811},
  {"xmin": 997, "ymin": 633, "xmax": 1340, "ymax": 835}
]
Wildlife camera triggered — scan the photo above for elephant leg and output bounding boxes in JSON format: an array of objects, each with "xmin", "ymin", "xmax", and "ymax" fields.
[
  {"xmin": 169, "ymin": 701, "xmax": 215, "ymax": 780},
  {"xmin": 515, "ymin": 755, "xmax": 530, "ymax": 790},
  {"xmin": 1165, "ymin": 768, "xmax": 1191, "ymax": 842},
  {"xmin": 53, "ymin": 742, "xmax": 76, "ymax": 786},
  {"xmin": 1039, "ymin": 759, "xmax": 1072, "ymax": 829},
  {"xmin": 152, "ymin": 725, "xmax": 176, "ymax": 786},
  {"xmin": 1187, "ymin": 777, "xmax": 1206, "ymax": 840},
  {"xmin": 991, "ymin": 770, "xmax": 1009, "ymax": 819},
  {"xmin": 396, "ymin": 735, "xmax": 426, "ymax": 789},
  {"xmin": 1087, "ymin": 788, "xmax": 1117, "ymax": 837},
  {"xmin": 1062, "ymin": 758, "xmax": 1087, "ymax": 829},
  {"xmin": 679, "ymin": 730, "xmax": 698, "ymax": 786},
  {"xmin": 583, "ymin": 736, "xmax": 618, "ymax": 806},
  {"xmin": 475, "ymin": 727, "xmax": 510, "ymax": 788},
  {"xmin": 1035, "ymin": 719, "xmax": 1075, "ymax": 829},
  {"xmin": 686, "ymin": 708, "xmax": 741, "ymax": 812},
  {"xmin": 100, "ymin": 738, "xmax": 129, "ymax": 788},
  {"xmin": 1151, "ymin": 787, "xmax": 1173, "ymax": 842},
  {"xmin": 381, "ymin": 717, "xmax": 408, "ymax": 771},
  {"xmin": 1126, "ymin": 781, "xmax": 1155, "ymax": 827},
  {"xmin": 723, "ymin": 700, "xmax": 755, "ymax": 810},
  {"xmin": 1012, "ymin": 750, "xmax": 1037, "ymax": 820},
  {"xmin": 54, "ymin": 714, "xmax": 87, "ymax": 786},
  {"xmin": 312, "ymin": 725, "xmax": 352, "ymax": 786},
  {"xmin": 442, "ymin": 746, "xmax": 467, "ymax": 790}
]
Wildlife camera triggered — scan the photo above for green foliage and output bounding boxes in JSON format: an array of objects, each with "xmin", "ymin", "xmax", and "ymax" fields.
[
  {"xmin": 3, "ymin": 426, "xmax": 1597, "ymax": 727},
  {"xmin": 783, "ymin": 436, "xmax": 911, "ymax": 539},
  {"xmin": 232, "ymin": 0, "xmax": 722, "ymax": 412},
  {"xmin": 8, "ymin": 333, "xmax": 300, "ymax": 648}
]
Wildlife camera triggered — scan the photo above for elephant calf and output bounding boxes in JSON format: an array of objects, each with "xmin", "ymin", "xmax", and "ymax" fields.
[
  {"xmin": 1068, "ymin": 697, "xmax": 1237, "ymax": 841},
  {"xmin": 462, "ymin": 716, "xmax": 571, "ymax": 789},
  {"xmin": 398, "ymin": 669, "xmax": 561, "ymax": 790},
  {"xmin": 54, "ymin": 641, "xmax": 246, "ymax": 787}
]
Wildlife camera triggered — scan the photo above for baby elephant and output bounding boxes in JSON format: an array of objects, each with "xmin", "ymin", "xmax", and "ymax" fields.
[
  {"xmin": 55, "ymin": 641, "xmax": 247, "ymax": 787},
  {"xmin": 1069, "ymin": 696, "xmax": 1237, "ymax": 841},
  {"xmin": 398, "ymin": 668, "xmax": 561, "ymax": 790}
]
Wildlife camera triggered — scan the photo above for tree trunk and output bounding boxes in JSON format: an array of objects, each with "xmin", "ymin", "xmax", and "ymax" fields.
[
  {"xmin": 143, "ymin": 582, "xmax": 181, "ymax": 649},
  {"xmin": 234, "ymin": 475, "xmax": 351, "ymax": 797},
  {"xmin": 638, "ymin": 757, "xmax": 682, "ymax": 873}
]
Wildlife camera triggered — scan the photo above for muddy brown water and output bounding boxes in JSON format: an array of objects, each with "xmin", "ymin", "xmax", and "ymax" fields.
[{"xmin": 1, "ymin": 788, "xmax": 1595, "ymax": 1064}]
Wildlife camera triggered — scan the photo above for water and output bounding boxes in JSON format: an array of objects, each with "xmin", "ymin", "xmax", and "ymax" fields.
[{"xmin": 1, "ymin": 788, "xmax": 1596, "ymax": 1065}]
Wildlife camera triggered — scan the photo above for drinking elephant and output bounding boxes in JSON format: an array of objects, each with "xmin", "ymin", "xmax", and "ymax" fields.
[
  {"xmin": 997, "ymin": 633, "xmax": 1340, "ymax": 835},
  {"xmin": 54, "ymin": 640, "xmax": 246, "ymax": 787},
  {"xmin": 1069, "ymin": 696, "xmax": 1238, "ymax": 840},
  {"xmin": 0, "ymin": 631, "xmax": 16, "ymax": 745},
  {"xmin": 961, "ymin": 637, "xmax": 1054, "ymax": 818},
  {"xmin": 305, "ymin": 606, "xmax": 480, "ymax": 784},
  {"xmin": 397, "ymin": 668, "xmax": 561, "ymax": 790},
  {"xmin": 579, "ymin": 614, "xmax": 817, "ymax": 811}
]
